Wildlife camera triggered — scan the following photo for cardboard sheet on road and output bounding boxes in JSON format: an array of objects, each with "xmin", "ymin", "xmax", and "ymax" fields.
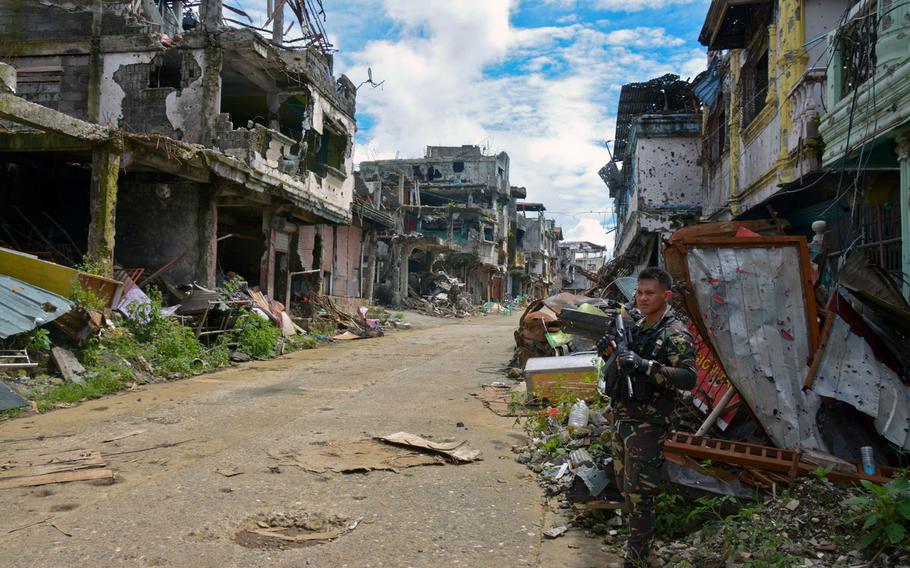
[
  {"xmin": 268, "ymin": 440, "xmax": 444, "ymax": 474},
  {"xmin": 377, "ymin": 432, "xmax": 482, "ymax": 463},
  {"xmin": 269, "ymin": 433, "xmax": 481, "ymax": 474}
]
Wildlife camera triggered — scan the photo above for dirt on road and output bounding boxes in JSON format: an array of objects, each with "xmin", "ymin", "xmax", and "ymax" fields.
[{"xmin": 0, "ymin": 313, "xmax": 619, "ymax": 568}]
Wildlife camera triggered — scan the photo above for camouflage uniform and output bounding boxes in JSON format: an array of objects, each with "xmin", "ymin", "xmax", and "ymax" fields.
[{"xmin": 607, "ymin": 307, "xmax": 696, "ymax": 567}]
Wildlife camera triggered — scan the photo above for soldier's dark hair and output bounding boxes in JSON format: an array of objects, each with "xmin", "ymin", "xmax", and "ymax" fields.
[{"xmin": 638, "ymin": 267, "xmax": 672, "ymax": 291}]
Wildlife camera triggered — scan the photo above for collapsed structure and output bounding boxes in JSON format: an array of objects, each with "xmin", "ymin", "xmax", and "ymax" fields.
[
  {"xmin": 536, "ymin": 0, "xmax": 910, "ymax": 491},
  {"xmin": 359, "ymin": 145, "xmax": 557, "ymax": 306},
  {"xmin": 0, "ymin": 0, "xmax": 357, "ymax": 307}
]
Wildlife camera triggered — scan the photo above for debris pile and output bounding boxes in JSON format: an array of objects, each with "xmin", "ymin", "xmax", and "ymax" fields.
[
  {"xmin": 497, "ymin": 220, "xmax": 910, "ymax": 563},
  {"xmin": 0, "ymin": 247, "xmax": 393, "ymax": 415},
  {"xmin": 406, "ymin": 271, "xmax": 477, "ymax": 318}
]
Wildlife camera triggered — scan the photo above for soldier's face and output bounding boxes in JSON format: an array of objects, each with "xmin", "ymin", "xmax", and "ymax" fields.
[{"xmin": 635, "ymin": 279, "xmax": 671, "ymax": 317}]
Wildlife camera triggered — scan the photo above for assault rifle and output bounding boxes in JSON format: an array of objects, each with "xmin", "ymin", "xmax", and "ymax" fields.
[{"xmin": 558, "ymin": 306, "xmax": 636, "ymax": 398}]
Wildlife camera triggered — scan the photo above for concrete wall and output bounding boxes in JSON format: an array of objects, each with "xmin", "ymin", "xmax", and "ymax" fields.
[
  {"xmin": 804, "ymin": 1, "xmax": 853, "ymax": 70},
  {"xmin": 11, "ymin": 55, "xmax": 92, "ymax": 120},
  {"xmin": 115, "ymin": 178, "xmax": 216, "ymax": 286},
  {"xmin": 101, "ymin": 48, "xmax": 207, "ymax": 142},
  {"xmin": 634, "ymin": 135, "xmax": 703, "ymax": 211}
]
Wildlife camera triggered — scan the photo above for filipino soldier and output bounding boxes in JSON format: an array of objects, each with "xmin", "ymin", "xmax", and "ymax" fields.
[{"xmin": 597, "ymin": 267, "xmax": 697, "ymax": 567}]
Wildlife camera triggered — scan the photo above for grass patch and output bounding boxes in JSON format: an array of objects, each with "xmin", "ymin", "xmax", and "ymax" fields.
[{"xmin": 32, "ymin": 368, "xmax": 129, "ymax": 412}]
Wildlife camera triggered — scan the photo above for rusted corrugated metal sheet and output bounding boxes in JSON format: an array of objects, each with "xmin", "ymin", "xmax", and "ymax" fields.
[
  {"xmin": 684, "ymin": 238, "xmax": 824, "ymax": 450},
  {"xmin": 317, "ymin": 225, "xmax": 334, "ymax": 273},
  {"xmin": 0, "ymin": 275, "xmax": 73, "ymax": 339},
  {"xmin": 811, "ymin": 314, "xmax": 910, "ymax": 451},
  {"xmin": 298, "ymin": 226, "xmax": 316, "ymax": 270},
  {"xmin": 330, "ymin": 225, "xmax": 363, "ymax": 298},
  {"xmin": 347, "ymin": 225, "xmax": 362, "ymax": 297}
]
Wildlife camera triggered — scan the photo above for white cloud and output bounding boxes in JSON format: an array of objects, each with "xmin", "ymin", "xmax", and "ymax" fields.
[
  {"xmin": 322, "ymin": 1, "xmax": 704, "ymax": 252},
  {"xmin": 604, "ymin": 27, "xmax": 685, "ymax": 48},
  {"xmin": 541, "ymin": 0, "xmax": 702, "ymax": 11},
  {"xmin": 593, "ymin": 0, "xmax": 702, "ymax": 11},
  {"xmin": 565, "ymin": 217, "xmax": 615, "ymax": 249}
]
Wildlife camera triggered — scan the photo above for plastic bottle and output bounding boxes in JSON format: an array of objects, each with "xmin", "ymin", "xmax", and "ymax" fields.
[
  {"xmin": 860, "ymin": 446, "xmax": 876, "ymax": 475},
  {"xmin": 567, "ymin": 400, "xmax": 590, "ymax": 431}
]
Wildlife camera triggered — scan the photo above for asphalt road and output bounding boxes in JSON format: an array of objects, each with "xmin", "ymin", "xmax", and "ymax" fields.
[{"xmin": 0, "ymin": 312, "xmax": 619, "ymax": 567}]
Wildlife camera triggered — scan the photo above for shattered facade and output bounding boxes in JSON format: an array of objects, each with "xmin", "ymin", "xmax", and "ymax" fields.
[
  {"xmin": 0, "ymin": 0, "xmax": 356, "ymax": 308},
  {"xmin": 696, "ymin": 0, "xmax": 851, "ymax": 219},
  {"xmin": 558, "ymin": 241, "xmax": 607, "ymax": 292},
  {"xmin": 600, "ymin": 75, "xmax": 702, "ymax": 268},
  {"xmin": 511, "ymin": 202, "xmax": 562, "ymax": 298},
  {"xmin": 359, "ymin": 146, "xmax": 517, "ymax": 305}
]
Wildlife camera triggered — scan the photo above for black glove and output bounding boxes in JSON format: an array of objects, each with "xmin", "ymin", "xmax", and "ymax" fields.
[
  {"xmin": 596, "ymin": 335, "xmax": 614, "ymax": 356},
  {"xmin": 617, "ymin": 349, "xmax": 649, "ymax": 373}
]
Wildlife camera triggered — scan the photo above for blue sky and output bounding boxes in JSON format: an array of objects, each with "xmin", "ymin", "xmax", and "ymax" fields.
[{"xmin": 237, "ymin": 0, "xmax": 710, "ymax": 248}]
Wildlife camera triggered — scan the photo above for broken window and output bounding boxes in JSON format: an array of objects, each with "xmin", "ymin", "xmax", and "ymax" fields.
[
  {"xmin": 149, "ymin": 52, "xmax": 182, "ymax": 89},
  {"xmin": 741, "ymin": 49, "xmax": 769, "ymax": 127},
  {"xmin": 739, "ymin": 7, "xmax": 772, "ymax": 128},
  {"xmin": 483, "ymin": 226, "xmax": 494, "ymax": 241},
  {"xmin": 312, "ymin": 125, "xmax": 346, "ymax": 176},
  {"xmin": 453, "ymin": 161, "xmax": 464, "ymax": 173}
]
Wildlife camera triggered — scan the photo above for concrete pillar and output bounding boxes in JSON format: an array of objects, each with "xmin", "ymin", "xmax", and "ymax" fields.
[
  {"xmin": 197, "ymin": 191, "xmax": 218, "ymax": 288},
  {"xmin": 399, "ymin": 243, "xmax": 415, "ymax": 305},
  {"xmin": 201, "ymin": 0, "xmax": 223, "ymax": 30},
  {"xmin": 363, "ymin": 230, "xmax": 377, "ymax": 302},
  {"xmin": 897, "ymin": 134, "xmax": 910, "ymax": 299},
  {"xmin": 389, "ymin": 240, "xmax": 401, "ymax": 307},
  {"xmin": 271, "ymin": 0, "xmax": 284, "ymax": 44},
  {"xmin": 87, "ymin": 137, "xmax": 122, "ymax": 277}
]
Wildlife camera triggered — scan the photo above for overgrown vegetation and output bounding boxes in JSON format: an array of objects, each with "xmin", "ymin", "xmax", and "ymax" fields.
[
  {"xmin": 69, "ymin": 280, "xmax": 106, "ymax": 312},
  {"xmin": 227, "ymin": 311, "xmax": 282, "ymax": 359},
  {"xmin": 655, "ymin": 493, "xmax": 736, "ymax": 540},
  {"xmin": 3, "ymin": 283, "xmax": 342, "ymax": 415},
  {"xmin": 843, "ymin": 476, "xmax": 910, "ymax": 549}
]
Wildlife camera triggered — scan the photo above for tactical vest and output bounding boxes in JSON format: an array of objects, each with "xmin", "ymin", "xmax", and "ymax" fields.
[{"xmin": 606, "ymin": 312, "xmax": 679, "ymax": 419}]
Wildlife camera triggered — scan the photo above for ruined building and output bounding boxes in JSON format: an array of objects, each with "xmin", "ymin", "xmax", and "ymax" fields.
[
  {"xmin": 511, "ymin": 202, "xmax": 562, "ymax": 299},
  {"xmin": 0, "ymin": 0, "xmax": 356, "ymax": 307},
  {"xmin": 558, "ymin": 241, "xmax": 607, "ymax": 293},
  {"xmin": 601, "ymin": 74, "xmax": 702, "ymax": 268},
  {"xmin": 359, "ymin": 146, "xmax": 517, "ymax": 305},
  {"xmin": 693, "ymin": 0, "xmax": 906, "ymax": 290}
]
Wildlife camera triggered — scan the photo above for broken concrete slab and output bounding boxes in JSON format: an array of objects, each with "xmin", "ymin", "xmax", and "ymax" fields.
[{"xmin": 50, "ymin": 347, "xmax": 85, "ymax": 385}]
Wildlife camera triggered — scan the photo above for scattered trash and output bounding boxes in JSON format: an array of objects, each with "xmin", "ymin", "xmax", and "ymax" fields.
[
  {"xmin": 234, "ymin": 510, "xmax": 362, "ymax": 549},
  {"xmin": 216, "ymin": 467, "xmax": 243, "ymax": 477},
  {"xmin": 267, "ymin": 440, "xmax": 443, "ymax": 474},
  {"xmin": 376, "ymin": 432, "xmax": 482, "ymax": 463},
  {"xmin": 100, "ymin": 429, "xmax": 146, "ymax": 443},
  {"xmin": 543, "ymin": 525, "xmax": 569, "ymax": 539},
  {"xmin": 0, "ymin": 449, "xmax": 114, "ymax": 489}
]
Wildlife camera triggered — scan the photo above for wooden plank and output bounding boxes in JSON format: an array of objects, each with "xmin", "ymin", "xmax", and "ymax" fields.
[
  {"xmin": 0, "ymin": 468, "xmax": 113, "ymax": 489},
  {"xmin": 0, "ymin": 450, "xmax": 105, "ymax": 480},
  {"xmin": 50, "ymin": 347, "xmax": 85, "ymax": 385}
]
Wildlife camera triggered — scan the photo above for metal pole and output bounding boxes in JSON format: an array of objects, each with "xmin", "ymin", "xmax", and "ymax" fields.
[{"xmin": 695, "ymin": 387, "xmax": 737, "ymax": 437}]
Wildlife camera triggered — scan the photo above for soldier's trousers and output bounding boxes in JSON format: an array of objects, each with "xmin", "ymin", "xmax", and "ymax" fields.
[{"xmin": 611, "ymin": 418, "xmax": 668, "ymax": 566}]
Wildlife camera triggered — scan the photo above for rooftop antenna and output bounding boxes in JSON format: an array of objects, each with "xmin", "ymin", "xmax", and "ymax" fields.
[
  {"xmin": 604, "ymin": 139, "xmax": 615, "ymax": 161},
  {"xmin": 356, "ymin": 67, "xmax": 385, "ymax": 91}
]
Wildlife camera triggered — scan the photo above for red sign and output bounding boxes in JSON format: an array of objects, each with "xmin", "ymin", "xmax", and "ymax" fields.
[{"xmin": 689, "ymin": 323, "xmax": 741, "ymax": 430}]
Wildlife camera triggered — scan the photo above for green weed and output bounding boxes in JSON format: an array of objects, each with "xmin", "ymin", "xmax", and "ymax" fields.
[
  {"xmin": 25, "ymin": 328, "xmax": 51, "ymax": 352},
  {"xmin": 842, "ymin": 476, "xmax": 910, "ymax": 549},
  {"xmin": 228, "ymin": 311, "xmax": 282, "ymax": 359}
]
